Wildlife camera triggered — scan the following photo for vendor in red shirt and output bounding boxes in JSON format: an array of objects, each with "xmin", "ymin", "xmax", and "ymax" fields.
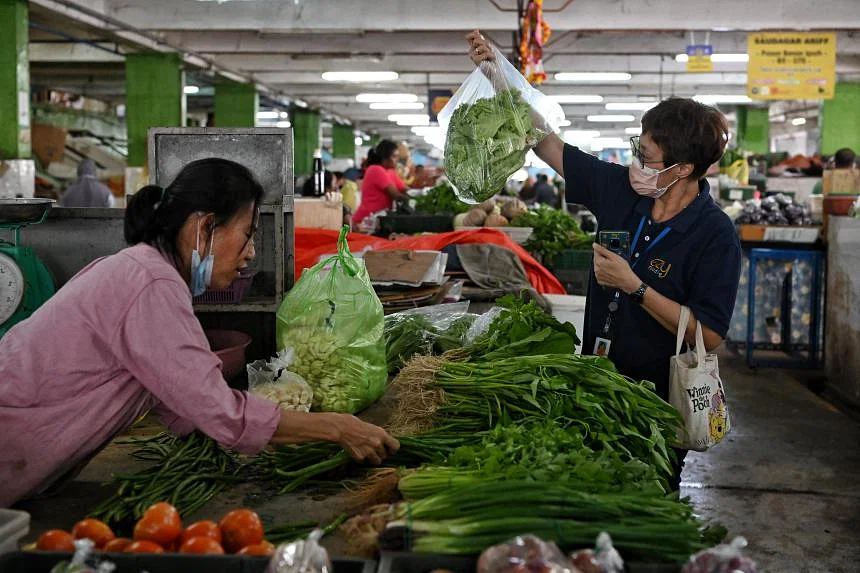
[{"xmin": 352, "ymin": 139, "xmax": 410, "ymax": 229}]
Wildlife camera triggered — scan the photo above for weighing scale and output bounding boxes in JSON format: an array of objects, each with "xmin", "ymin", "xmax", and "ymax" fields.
[{"xmin": 0, "ymin": 199, "xmax": 56, "ymax": 338}]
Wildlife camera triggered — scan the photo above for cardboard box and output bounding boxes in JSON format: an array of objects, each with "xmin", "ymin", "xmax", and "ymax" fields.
[
  {"xmin": 822, "ymin": 169, "xmax": 860, "ymax": 195},
  {"xmin": 30, "ymin": 124, "xmax": 67, "ymax": 167}
]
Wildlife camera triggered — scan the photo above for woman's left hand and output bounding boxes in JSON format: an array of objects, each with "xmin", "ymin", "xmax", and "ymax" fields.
[{"xmin": 592, "ymin": 243, "xmax": 641, "ymax": 294}]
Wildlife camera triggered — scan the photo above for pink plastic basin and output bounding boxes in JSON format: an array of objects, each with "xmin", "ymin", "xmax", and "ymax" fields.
[{"xmin": 205, "ymin": 329, "xmax": 252, "ymax": 381}]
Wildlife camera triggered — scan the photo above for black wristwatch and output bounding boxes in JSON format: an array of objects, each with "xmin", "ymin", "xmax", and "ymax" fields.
[{"xmin": 629, "ymin": 282, "xmax": 648, "ymax": 305}]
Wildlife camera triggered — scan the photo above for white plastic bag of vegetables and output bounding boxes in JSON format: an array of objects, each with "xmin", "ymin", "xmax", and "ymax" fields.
[
  {"xmin": 276, "ymin": 226, "xmax": 387, "ymax": 414},
  {"xmin": 439, "ymin": 42, "xmax": 564, "ymax": 204}
]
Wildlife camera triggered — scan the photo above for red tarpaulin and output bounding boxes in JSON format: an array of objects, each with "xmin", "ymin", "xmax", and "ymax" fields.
[{"xmin": 294, "ymin": 228, "xmax": 566, "ymax": 295}]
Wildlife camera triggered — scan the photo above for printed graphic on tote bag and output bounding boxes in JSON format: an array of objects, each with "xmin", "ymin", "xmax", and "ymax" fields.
[{"xmin": 708, "ymin": 391, "xmax": 728, "ymax": 442}]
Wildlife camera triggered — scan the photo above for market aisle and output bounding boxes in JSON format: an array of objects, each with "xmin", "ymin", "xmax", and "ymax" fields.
[{"xmin": 681, "ymin": 350, "xmax": 860, "ymax": 572}]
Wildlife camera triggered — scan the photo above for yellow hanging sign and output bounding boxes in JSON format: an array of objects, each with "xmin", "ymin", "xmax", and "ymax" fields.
[
  {"xmin": 686, "ymin": 45, "xmax": 713, "ymax": 73},
  {"xmin": 747, "ymin": 32, "xmax": 837, "ymax": 100}
]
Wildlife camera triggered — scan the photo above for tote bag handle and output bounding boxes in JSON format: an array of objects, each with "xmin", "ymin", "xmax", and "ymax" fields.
[{"xmin": 676, "ymin": 305, "xmax": 706, "ymax": 365}]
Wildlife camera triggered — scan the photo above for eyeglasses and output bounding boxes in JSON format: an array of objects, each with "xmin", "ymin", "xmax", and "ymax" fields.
[{"xmin": 629, "ymin": 136, "xmax": 664, "ymax": 166}]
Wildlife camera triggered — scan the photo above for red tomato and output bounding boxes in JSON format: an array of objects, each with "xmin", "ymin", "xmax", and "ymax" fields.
[
  {"xmin": 71, "ymin": 518, "xmax": 115, "ymax": 549},
  {"xmin": 179, "ymin": 536, "xmax": 225, "ymax": 555},
  {"xmin": 133, "ymin": 502, "xmax": 182, "ymax": 547},
  {"xmin": 237, "ymin": 541, "xmax": 275, "ymax": 557},
  {"xmin": 124, "ymin": 540, "xmax": 165, "ymax": 554},
  {"xmin": 36, "ymin": 530, "xmax": 75, "ymax": 552},
  {"xmin": 181, "ymin": 520, "xmax": 222, "ymax": 545},
  {"xmin": 219, "ymin": 509, "xmax": 264, "ymax": 554},
  {"xmin": 102, "ymin": 538, "xmax": 134, "ymax": 553}
]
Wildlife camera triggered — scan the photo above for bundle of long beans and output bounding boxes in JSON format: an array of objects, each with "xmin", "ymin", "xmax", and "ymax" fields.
[
  {"xmin": 390, "ymin": 354, "xmax": 682, "ymax": 477},
  {"xmin": 266, "ymin": 514, "xmax": 347, "ymax": 544},
  {"xmin": 379, "ymin": 481, "xmax": 706, "ymax": 563},
  {"xmin": 90, "ymin": 432, "xmax": 243, "ymax": 524}
]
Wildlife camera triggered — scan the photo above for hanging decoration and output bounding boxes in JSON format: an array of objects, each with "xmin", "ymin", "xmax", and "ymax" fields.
[{"xmin": 519, "ymin": 0, "xmax": 552, "ymax": 85}]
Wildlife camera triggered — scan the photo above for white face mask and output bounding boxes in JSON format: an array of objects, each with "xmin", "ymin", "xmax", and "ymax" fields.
[{"xmin": 628, "ymin": 157, "xmax": 680, "ymax": 199}]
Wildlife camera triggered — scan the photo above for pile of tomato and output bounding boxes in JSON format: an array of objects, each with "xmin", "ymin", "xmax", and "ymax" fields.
[{"xmin": 35, "ymin": 503, "xmax": 275, "ymax": 557}]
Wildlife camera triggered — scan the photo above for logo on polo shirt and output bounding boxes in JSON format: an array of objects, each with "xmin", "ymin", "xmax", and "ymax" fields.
[{"xmin": 649, "ymin": 258, "xmax": 672, "ymax": 278}]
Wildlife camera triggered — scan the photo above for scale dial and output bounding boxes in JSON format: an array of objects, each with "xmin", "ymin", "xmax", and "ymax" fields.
[{"xmin": 0, "ymin": 252, "xmax": 25, "ymax": 325}]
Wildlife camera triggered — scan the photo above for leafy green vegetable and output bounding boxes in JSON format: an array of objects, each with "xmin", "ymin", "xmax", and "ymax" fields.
[
  {"xmin": 413, "ymin": 181, "xmax": 471, "ymax": 215},
  {"xmin": 432, "ymin": 314, "xmax": 477, "ymax": 354},
  {"xmin": 399, "ymin": 422, "xmax": 668, "ymax": 500},
  {"xmin": 468, "ymin": 295, "xmax": 580, "ymax": 359},
  {"xmin": 511, "ymin": 205, "xmax": 593, "ymax": 264},
  {"xmin": 384, "ymin": 313, "xmax": 439, "ymax": 374},
  {"xmin": 444, "ymin": 88, "xmax": 543, "ymax": 203}
]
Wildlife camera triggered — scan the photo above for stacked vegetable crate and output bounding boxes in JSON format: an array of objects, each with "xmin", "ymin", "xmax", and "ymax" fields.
[{"xmin": 552, "ymin": 249, "xmax": 592, "ymax": 295}]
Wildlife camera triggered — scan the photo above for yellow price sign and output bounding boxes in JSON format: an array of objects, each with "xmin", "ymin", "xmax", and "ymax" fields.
[{"xmin": 747, "ymin": 32, "xmax": 836, "ymax": 100}]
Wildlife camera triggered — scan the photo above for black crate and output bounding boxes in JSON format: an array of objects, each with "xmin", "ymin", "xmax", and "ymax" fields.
[{"xmin": 0, "ymin": 551, "xmax": 375, "ymax": 573}]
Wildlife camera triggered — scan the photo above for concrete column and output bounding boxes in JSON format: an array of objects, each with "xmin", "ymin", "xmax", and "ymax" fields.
[
  {"xmin": 214, "ymin": 81, "xmax": 258, "ymax": 128},
  {"xmin": 332, "ymin": 123, "xmax": 355, "ymax": 159},
  {"xmin": 125, "ymin": 53, "xmax": 185, "ymax": 167},
  {"xmin": 821, "ymin": 83, "xmax": 860, "ymax": 156},
  {"xmin": 736, "ymin": 106, "xmax": 769, "ymax": 154},
  {"xmin": 292, "ymin": 107, "xmax": 320, "ymax": 177},
  {"xmin": 0, "ymin": 0, "xmax": 30, "ymax": 159}
]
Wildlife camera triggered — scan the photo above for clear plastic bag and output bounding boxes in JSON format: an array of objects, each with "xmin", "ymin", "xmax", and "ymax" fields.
[
  {"xmin": 49, "ymin": 539, "xmax": 114, "ymax": 573},
  {"xmin": 266, "ymin": 530, "xmax": 332, "ymax": 573},
  {"xmin": 248, "ymin": 349, "xmax": 314, "ymax": 412},
  {"xmin": 276, "ymin": 226, "xmax": 387, "ymax": 414},
  {"xmin": 439, "ymin": 43, "xmax": 564, "ymax": 204},
  {"xmin": 682, "ymin": 537, "xmax": 758, "ymax": 573},
  {"xmin": 569, "ymin": 532, "xmax": 624, "ymax": 573},
  {"xmin": 384, "ymin": 303, "xmax": 476, "ymax": 372},
  {"xmin": 477, "ymin": 535, "xmax": 578, "ymax": 573}
]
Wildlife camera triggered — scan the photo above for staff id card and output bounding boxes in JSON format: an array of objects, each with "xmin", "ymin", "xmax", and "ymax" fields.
[{"xmin": 593, "ymin": 337, "xmax": 612, "ymax": 357}]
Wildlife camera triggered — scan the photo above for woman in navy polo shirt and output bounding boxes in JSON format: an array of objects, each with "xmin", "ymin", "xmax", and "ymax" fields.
[{"xmin": 468, "ymin": 32, "xmax": 742, "ymax": 488}]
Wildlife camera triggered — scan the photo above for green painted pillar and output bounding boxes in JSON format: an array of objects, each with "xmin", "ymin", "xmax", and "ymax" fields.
[
  {"xmin": 821, "ymin": 83, "xmax": 860, "ymax": 156},
  {"xmin": 332, "ymin": 123, "xmax": 355, "ymax": 159},
  {"xmin": 125, "ymin": 53, "xmax": 185, "ymax": 167},
  {"xmin": 292, "ymin": 107, "xmax": 320, "ymax": 177},
  {"xmin": 0, "ymin": 0, "xmax": 30, "ymax": 159},
  {"xmin": 215, "ymin": 81, "xmax": 257, "ymax": 127},
  {"xmin": 736, "ymin": 106, "xmax": 769, "ymax": 154}
]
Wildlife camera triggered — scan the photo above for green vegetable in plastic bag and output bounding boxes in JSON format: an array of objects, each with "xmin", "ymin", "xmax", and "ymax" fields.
[{"xmin": 276, "ymin": 226, "xmax": 387, "ymax": 413}]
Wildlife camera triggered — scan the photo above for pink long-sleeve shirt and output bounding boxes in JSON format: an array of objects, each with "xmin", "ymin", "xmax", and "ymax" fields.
[{"xmin": 0, "ymin": 244, "xmax": 281, "ymax": 507}]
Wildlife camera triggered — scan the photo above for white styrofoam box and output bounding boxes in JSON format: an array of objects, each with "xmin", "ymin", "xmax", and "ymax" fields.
[
  {"xmin": 545, "ymin": 294, "xmax": 586, "ymax": 352},
  {"xmin": 0, "ymin": 509, "xmax": 29, "ymax": 555},
  {"xmin": 463, "ymin": 226, "xmax": 534, "ymax": 244},
  {"xmin": 0, "ymin": 160, "xmax": 35, "ymax": 199}
]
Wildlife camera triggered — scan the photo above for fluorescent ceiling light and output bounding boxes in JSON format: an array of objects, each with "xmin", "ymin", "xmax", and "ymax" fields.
[
  {"xmin": 323, "ymin": 71, "xmax": 398, "ymax": 82},
  {"xmin": 369, "ymin": 102, "xmax": 425, "ymax": 110},
  {"xmin": 587, "ymin": 114, "xmax": 636, "ymax": 123},
  {"xmin": 693, "ymin": 94, "xmax": 753, "ymax": 104},
  {"xmin": 792, "ymin": 117, "xmax": 807, "ymax": 126},
  {"xmin": 184, "ymin": 85, "xmax": 200, "ymax": 95},
  {"xmin": 675, "ymin": 53, "xmax": 749, "ymax": 63},
  {"xmin": 388, "ymin": 113, "xmax": 430, "ymax": 126},
  {"xmin": 276, "ymin": 121, "xmax": 291, "ymax": 128},
  {"xmin": 592, "ymin": 137, "xmax": 628, "ymax": 148},
  {"xmin": 625, "ymin": 127, "xmax": 642, "ymax": 135},
  {"xmin": 257, "ymin": 111, "xmax": 280, "ymax": 119},
  {"xmin": 279, "ymin": 111, "xmax": 289, "ymax": 119},
  {"xmin": 559, "ymin": 119, "xmax": 572, "ymax": 127},
  {"xmin": 356, "ymin": 93, "xmax": 418, "ymax": 103},
  {"xmin": 354, "ymin": 136, "xmax": 364, "ymax": 145},
  {"xmin": 411, "ymin": 126, "xmax": 444, "ymax": 136},
  {"xmin": 293, "ymin": 99, "xmax": 309, "ymax": 108},
  {"xmin": 555, "ymin": 72, "xmax": 631, "ymax": 82},
  {"xmin": 564, "ymin": 130, "xmax": 601, "ymax": 141},
  {"xmin": 546, "ymin": 95, "xmax": 604, "ymax": 104},
  {"xmin": 605, "ymin": 102, "xmax": 656, "ymax": 111}
]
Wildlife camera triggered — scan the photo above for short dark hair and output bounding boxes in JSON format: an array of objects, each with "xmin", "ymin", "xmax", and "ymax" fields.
[
  {"xmin": 834, "ymin": 148, "xmax": 856, "ymax": 168},
  {"xmin": 125, "ymin": 158, "xmax": 263, "ymax": 264},
  {"xmin": 538, "ymin": 174, "xmax": 549, "ymax": 183},
  {"xmin": 641, "ymin": 97, "xmax": 729, "ymax": 179}
]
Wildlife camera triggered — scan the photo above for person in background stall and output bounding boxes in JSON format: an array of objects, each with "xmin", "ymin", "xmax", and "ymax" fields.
[
  {"xmin": 534, "ymin": 174, "xmax": 558, "ymax": 207},
  {"xmin": 811, "ymin": 148, "xmax": 857, "ymax": 195},
  {"xmin": 0, "ymin": 158, "xmax": 398, "ymax": 508},
  {"xmin": 351, "ymin": 140, "xmax": 410, "ymax": 231},
  {"xmin": 412, "ymin": 164, "xmax": 426, "ymax": 188},
  {"xmin": 339, "ymin": 169, "xmax": 361, "ymax": 216},
  {"xmin": 519, "ymin": 176, "xmax": 537, "ymax": 205},
  {"xmin": 60, "ymin": 160, "xmax": 115, "ymax": 208}
]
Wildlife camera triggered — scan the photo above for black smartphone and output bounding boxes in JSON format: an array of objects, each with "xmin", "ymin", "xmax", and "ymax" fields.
[{"xmin": 598, "ymin": 231, "xmax": 630, "ymax": 258}]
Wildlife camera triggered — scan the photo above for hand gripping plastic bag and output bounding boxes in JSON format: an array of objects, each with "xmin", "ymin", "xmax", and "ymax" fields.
[
  {"xmin": 276, "ymin": 226, "xmax": 387, "ymax": 414},
  {"xmin": 439, "ymin": 42, "xmax": 564, "ymax": 204}
]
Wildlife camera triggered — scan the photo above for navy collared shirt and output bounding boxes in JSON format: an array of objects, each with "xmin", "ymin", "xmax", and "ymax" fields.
[{"xmin": 563, "ymin": 144, "xmax": 741, "ymax": 399}]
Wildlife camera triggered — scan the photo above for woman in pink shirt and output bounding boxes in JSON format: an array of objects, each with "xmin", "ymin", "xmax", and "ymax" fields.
[
  {"xmin": 0, "ymin": 158, "xmax": 398, "ymax": 507},
  {"xmin": 352, "ymin": 140, "xmax": 410, "ymax": 229}
]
